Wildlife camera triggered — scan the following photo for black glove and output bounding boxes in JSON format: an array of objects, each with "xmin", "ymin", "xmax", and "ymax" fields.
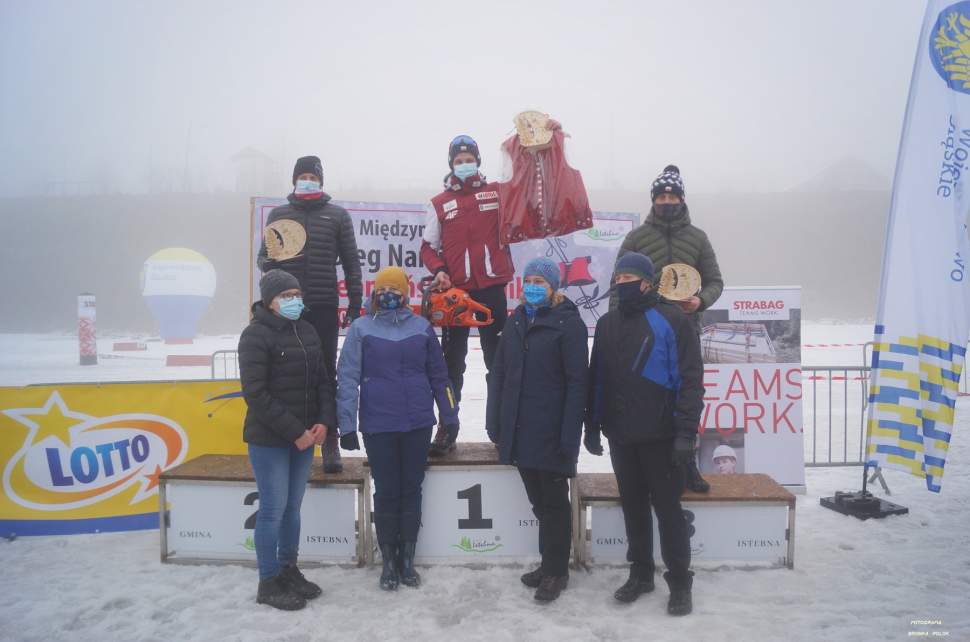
[
  {"xmin": 672, "ymin": 435, "xmax": 696, "ymax": 467},
  {"xmin": 340, "ymin": 432, "xmax": 360, "ymax": 451},
  {"xmin": 342, "ymin": 305, "xmax": 362, "ymax": 328},
  {"xmin": 583, "ymin": 426, "xmax": 604, "ymax": 456}
]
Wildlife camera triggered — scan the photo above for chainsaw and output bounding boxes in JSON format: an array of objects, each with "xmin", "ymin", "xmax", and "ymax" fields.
[{"xmin": 417, "ymin": 277, "xmax": 494, "ymax": 327}]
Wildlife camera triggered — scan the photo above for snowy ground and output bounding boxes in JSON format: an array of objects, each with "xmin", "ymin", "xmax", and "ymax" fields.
[{"xmin": 1, "ymin": 325, "xmax": 969, "ymax": 641}]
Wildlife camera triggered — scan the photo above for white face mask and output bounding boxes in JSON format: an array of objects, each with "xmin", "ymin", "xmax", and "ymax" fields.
[{"xmin": 295, "ymin": 179, "xmax": 322, "ymax": 194}]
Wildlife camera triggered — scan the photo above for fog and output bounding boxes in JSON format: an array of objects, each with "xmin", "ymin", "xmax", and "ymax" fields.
[{"xmin": 0, "ymin": 0, "xmax": 925, "ymax": 332}]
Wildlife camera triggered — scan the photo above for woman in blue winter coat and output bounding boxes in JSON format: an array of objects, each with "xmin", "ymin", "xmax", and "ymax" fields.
[
  {"xmin": 336, "ymin": 266, "xmax": 459, "ymax": 591},
  {"xmin": 486, "ymin": 257, "xmax": 589, "ymax": 602}
]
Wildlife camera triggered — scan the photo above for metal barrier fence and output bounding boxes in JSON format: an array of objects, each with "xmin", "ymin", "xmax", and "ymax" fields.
[
  {"xmin": 210, "ymin": 347, "xmax": 966, "ymax": 468},
  {"xmin": 211, "ymin": 350, "xmax": 239, "ymax": 380}
]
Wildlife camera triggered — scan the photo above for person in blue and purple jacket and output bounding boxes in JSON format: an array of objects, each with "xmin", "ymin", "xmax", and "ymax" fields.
[{"xmin": 336, "ymin": 266, "xmax": 458, "ymax": 592}]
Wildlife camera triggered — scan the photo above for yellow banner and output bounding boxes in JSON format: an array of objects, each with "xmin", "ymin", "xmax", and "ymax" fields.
[{"xmin": 0, "ymin": 381, "xmax": 246, "ymax": 534}]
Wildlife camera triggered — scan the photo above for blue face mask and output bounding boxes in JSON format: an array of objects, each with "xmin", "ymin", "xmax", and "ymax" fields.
[
  {"xmin": 278, "ymin": 296, "xmax": 305, "ymax": 320},
  {"xmin": 453, "ymin": 162, "xmax": 478, "ymax": 181},
  {"xmin": 523, "ymin": 283, "xmax": 550, "ymax": 306},
  {"xmin": 377, "ymin": 291, "xmax": 403, "ymax": 310},
  {"xmin": 294, "ymin": 179, "xmax": 322, "ymax": 194}
]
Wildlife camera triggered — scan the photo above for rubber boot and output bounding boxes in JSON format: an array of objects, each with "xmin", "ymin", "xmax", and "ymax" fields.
[
  {"xmin": 614, "ymin": 564, "xmax": 656, "ymax": 603},
  {"xmin": 379, "ymin": 543, "xmax": 400, "ymax": 591},
  {"xmin": 256, "ymin": 575, "xmax": 306, "ymax": 611},
  {"xmin": 322, "ymin": 427, "xmax": 343, "ymax": 474},
  {"xmin": 398, "ymin": 542, "xmax": 421, "ymax": 587},
  {"xmin": 428, "ymin": 423, "xmax": 456, "ymax": 457},
  {"xmin": 664, "ymin": 570, "xmax": 694, "ymax": 616}
]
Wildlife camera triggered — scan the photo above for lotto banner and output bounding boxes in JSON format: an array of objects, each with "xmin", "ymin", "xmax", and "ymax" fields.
[
  {"xmin": 699, "ymin": 286, "xmax": 805, "ymax": 488},
  {"xmin": 0, "ymin": 381, "xmax": 247, "ymax": 536},
  {"xmin": 250, "ymin": 198, "xmax": 638, "ymax": 334}
]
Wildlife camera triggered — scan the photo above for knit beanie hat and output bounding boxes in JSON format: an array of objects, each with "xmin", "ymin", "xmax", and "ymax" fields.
[
  {"xmin": 448, "ymin": 135, "xmax": 481, "ymax": 169},
  {"xmin": 614, "ymin": 253, "xmax": 655, "ymax": 283},
  {"xmin": 292, "ymin": 155, "xmax": 323, "ymax": 185},
  {"xmin": 523, "ymin": 257, "xmax": 561, "ymax": 291},
  {"xmin": 374, "ymin": 266, "xmax": 410, "ymax": 295},
  {"xmin": 260, "ymin": 269, "xmax": 301, "ymax": 304},
  {"xmin": 650, "ymin": 164, "xmax": 685, "ymax": 201}
]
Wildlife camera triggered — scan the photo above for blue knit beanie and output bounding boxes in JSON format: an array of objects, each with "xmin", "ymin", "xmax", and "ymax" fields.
[
  {"xmin": 614, "ymin": 253, "xmax": 655, "ymax": 282},
  {"xmin": 523, "ymin": 257, "xmax": 561, "ymax": 291}
]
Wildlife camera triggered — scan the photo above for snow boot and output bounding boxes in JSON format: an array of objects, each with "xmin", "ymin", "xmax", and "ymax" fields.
[
  {"xmin": 664, "ymin": 571, "xmax": 693, "ymax": 616},
  {"xmin": 428, "ymin": 423, "xmax": 457, "ymax": 457},
  {"xmin": 379, "ymin": 543, "xmax": 400, "ymax": 591},
  {"xmin": 256, "ymin": 575, "xmax": 306, "ymax": 611},
  {"xmin": 534, "ymin": 575, "xmax": 568, "ymax": 602},
  {"xmin": 614, "ymin": 565, "xmax": 655, "ymax": 603},
  {"xmin": 279, "ymin": 564, "xmax": 322, "ymax": 600},
  {"xmin": 398, "ymin": 542, "xmax": 421, "ymax": 588},
  {"xmin": 520, "ymin": 566, "xmax": 544, "ymax": 588},
  {"xmin": 685, "ymin": 459, "xmax": 710, "ymax": 493},
  {"xmin": 322, "ymin": 428, "xmax": 343, "ymax": 474}
]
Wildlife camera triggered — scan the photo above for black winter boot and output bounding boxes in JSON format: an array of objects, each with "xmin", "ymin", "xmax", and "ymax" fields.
[
  {"xmin": 520, "ymin": 566, "xmax": 543, "ymax": 588},
  {"xmin": 398, "ymin": 542, "xmax": 421, "ymax": 588},
  {"xmin": 279, "ymin": 564, "xmax": 322, "ymax": 600},
  {"xmin": 322, "ymin": 428, "xmax": 343, "ymax": 474},
  {"xmin": 428, "ymin": 423, "xmax": 456, "ymax": 457},
  {"xmin": 256, "ymin": 575, "xmax": 306, "ymax": 611},
  {"xmin": 534, "ymin": 575, "xmax": 568, "ymax": 602},
  {"xmin": 664, "ymin": 570, "xmax": 694, "ymax": 616},
  {"xmin": 613, "ymin": 565, "xmax": 656, "ymax": 603},
  {"xmin": 379, "ymin": 543, "xmax": 400, "ymax": 591},
  {"xmin": 685, "ymin": 459, "xmax": 710, "ymax": 493}
]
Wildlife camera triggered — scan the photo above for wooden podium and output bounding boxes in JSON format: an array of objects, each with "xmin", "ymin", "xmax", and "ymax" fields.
[
  {"xmin": 573, "ymin": 472, "xmax": 796, "ymax": 569},
  {"xmin": 159, "ymin": 454, "xmax": 370, "ymax": 566}
]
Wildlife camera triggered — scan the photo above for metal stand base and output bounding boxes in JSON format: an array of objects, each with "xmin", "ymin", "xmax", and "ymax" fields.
[{"xmin": 820, "ymin": 491, "xmax": 908, "ymax": 520}]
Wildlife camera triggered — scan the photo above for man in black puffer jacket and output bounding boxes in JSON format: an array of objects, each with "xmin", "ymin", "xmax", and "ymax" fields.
[
  {"xmin": 257, "ymin": 155, "xmax": 363, "ymax": 473},
  {"xmin": 585, "ymin": 253, "xmax": 703, "ymax": 616}
]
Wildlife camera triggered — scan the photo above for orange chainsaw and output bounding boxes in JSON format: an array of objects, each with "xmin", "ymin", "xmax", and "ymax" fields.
[{"xmin": 417, "ymin": 277, "xmax": 494, "ymax": 327}]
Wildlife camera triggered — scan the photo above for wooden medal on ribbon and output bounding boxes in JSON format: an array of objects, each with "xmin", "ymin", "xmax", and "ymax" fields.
[
  {"xmin": 658, "ymin": 263, "xmax": 702, "ymax": 301},
  {"xmin": 264, "ymin": 219, "xmax": 307, "ymax": 261},
  {"xmin": 513, "ymin": 110, "xmax": 554, "ymax": 151}
]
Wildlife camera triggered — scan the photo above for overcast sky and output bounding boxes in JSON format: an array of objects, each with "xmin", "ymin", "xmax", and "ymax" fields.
[{"xmin": 0, "ymin": 0, "xmax": 925, "ymax": 197}]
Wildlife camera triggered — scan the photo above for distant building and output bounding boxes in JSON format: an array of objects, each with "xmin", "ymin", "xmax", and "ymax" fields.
[{"xmin": 230, "ymin": 147, "xmax": 279, "ymax": 196}]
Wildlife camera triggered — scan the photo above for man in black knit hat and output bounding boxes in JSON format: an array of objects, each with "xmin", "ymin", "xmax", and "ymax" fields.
[
  {"xmin": 258, "ymin": 155, "xmax": 363, "ymax": 473},
  {"xmin": 610, "ymin": 164, "xmax": 723, "ymax": 493}
]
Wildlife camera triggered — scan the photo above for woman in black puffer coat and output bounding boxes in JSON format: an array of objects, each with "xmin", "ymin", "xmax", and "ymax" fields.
[
  {"xmin": 486, "ymin": 257, "xmax": 588, "ymax": 603},
  {"xmin": 238, "ymin": 270, "xmax": 336, "ymax": 612}
]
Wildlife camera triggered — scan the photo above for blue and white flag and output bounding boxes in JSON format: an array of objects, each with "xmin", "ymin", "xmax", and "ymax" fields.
[{"xmin": 867, "ymin": 0, "xmax": 970, "ymax": 492}]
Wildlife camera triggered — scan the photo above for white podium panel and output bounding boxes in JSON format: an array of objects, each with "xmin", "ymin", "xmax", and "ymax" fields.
[
  {"xmin": 415, "ymin": 467, "xmax": 540, "ymax": 562},
  {"xmin": 589, "ymin": 502, "xmax": 790, "ymax": 566},
  {"xmin": 165, "ymin": 480, "xmax": 357, "ymax": 563}
]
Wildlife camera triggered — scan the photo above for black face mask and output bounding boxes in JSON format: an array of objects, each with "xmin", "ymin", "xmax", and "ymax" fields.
[
  {"xmin": 656, "ymin": 203, "xmax": 684, "ymax": 220},
  {"xmin": 615, "ymin": 280, "xmax": 645, "ymax": 304}
]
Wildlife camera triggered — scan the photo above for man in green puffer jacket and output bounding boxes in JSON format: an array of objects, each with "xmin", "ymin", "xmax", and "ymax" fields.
[{"xmin": 612, "ymin": 164, "xmax": 723, "ymax": 494}]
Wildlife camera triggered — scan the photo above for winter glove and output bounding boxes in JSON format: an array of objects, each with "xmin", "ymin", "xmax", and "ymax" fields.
[
  {"xmin": 342, "ymin": 305, "xmax": 362, "ymax": 328},
  {"xmin": 583, "ymin": 425, "xmax": 604, "ymax": 456},
  {"xmin": 672, "ymin": 435, "xmax": 696, "ymax": 467},
  {"xmin": 340, "ymin": 432, "xmax": 361, "ymax": 451}
]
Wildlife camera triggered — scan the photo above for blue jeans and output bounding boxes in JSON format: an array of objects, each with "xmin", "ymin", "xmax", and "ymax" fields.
[
  {"xmin": 363, "ymin": 426, "xmax": 433, "ymax": 545},
  {"xmin": 248, "ymin": 443, "xmax": 314, "ymax": 580}
]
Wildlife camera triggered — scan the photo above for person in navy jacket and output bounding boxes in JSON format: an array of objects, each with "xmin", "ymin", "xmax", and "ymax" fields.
[
  {"xmin": 336, "ymin": 266, "xmax": 458, "ymax": 591},
  {"xmin": 486, "ymin": 257, "xmax": 589, "ymax": 602},
  {"xmin": 585, "ymin": 252, "xmax": 704, "ymax": 616}
]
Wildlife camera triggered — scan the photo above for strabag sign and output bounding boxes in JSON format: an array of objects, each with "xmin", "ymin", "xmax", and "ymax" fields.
[{"xmin": 721, "ymin": 289, "xmax": 800, "ymax": 321}]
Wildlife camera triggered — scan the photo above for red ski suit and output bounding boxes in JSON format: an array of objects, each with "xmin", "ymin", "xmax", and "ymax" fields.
[{"xmin": 420, "ymin": 174, "xmax": 515, "ymax": 291}]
